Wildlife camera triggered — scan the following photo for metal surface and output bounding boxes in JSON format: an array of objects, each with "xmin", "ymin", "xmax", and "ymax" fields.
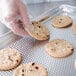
[
  {"xmin": 0, "ymin": 22, "xmax": 10, "ymax": 37},
  {"xmin": 0, "ymin": 4, "xmax": 76, "ymax": 76},
  {"xmin": 27, "ymin": 1, "xmax": 76, "ymax": 19}
]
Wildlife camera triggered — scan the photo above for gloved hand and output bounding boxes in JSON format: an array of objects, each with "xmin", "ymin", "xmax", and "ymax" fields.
[{"xmin": 0, "ymin": 0, "xmax": 31, "ymax": 36}]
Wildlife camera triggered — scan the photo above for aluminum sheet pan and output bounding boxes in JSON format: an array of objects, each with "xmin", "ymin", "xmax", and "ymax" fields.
[{"xmin": 0, "ymin": 4, "xmax": 76, "ymax": 76}]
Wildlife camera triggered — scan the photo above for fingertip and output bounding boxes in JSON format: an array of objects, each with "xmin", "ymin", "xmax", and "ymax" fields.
[{"xmin": 24, "ymin": 24, "xmax": 34, "ymax": 32}]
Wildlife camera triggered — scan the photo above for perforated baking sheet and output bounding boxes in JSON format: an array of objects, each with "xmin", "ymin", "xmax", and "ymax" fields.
[{"xmin": 0, "ymin": 4, "xmax": 76, "ymax": 76}]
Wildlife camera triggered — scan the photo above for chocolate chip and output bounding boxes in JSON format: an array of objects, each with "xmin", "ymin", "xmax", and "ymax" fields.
[
  {"xmin": 67, "ymin": 46, "xmax": 74, "ymax": 51},
  {"xmin": 32, "ymin": 63, "xmax": 35, "ymax": 66},
  {"xmin": 35, "ymin": 66, "xmax": 39, "ymax": 69},
  {"xmin": 32, "ymin": 21, "xmax": 38, "ymax": 25},
  {"xmin": 51, "ymin": 48, "xmax": 56, "ymax": 52},
  {"xmin": 55, "ymin": 42, "xmax": 58, "ymax": 45},
  {"xmin": 29, "ymin": 69, "xmax": 33, "ymax": 71},
  {"xmin": 22, "ymin": 74, "xmax": 24, "ymax": 76},
  {"xmin": 16, "ymin": 60, "xmax": 18, "ymax": 62},
  {"xmin": 51, "ymin": 49, "xmax": 54, "ymax": 51},
  {"xmin": 38, "ymin": 26, "xmax": 41, "ymax": 28},
  {"xmin": 47, "ymin": 35, "xmax": 49, "ymax": 37},
  {"xmin": 71, "ymin": 48, "xmax": 74, "ymax": 51},
  {"xmin": 22, "ymin": 69, "xmax": 24, "ymax": 72},
  {"xmin": 59, "ymin": 22, "xmax": 61, "ymax": 23},
  {"xmin": 60, "ymin": 19, "xmax": 62, "ymax": 20},
  {"xmin": 36, "ymin": 22, "xmax": 38, "ymax": 24},
  {"xmin": 32, "ymin": 22, "xmax": 34, "ymax": 25},
  {"xmin": 36, "ymin": 33, "xmax": 38, "ymax": 35},
  {"xmin": 51, "ymin": 49, "xmax": 53, "ymax": 50}
]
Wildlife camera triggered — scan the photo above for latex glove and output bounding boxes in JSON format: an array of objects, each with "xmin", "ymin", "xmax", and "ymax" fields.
[{"xmin": 0, "ymin": 0, "xmax": 31, "ymax": 36}]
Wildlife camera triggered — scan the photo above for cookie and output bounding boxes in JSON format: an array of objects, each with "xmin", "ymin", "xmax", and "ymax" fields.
[
  {"xmin": 13, "ymin": 62, "xmax": 48, "ymax": 76},
  {"xmin": 72, "ymin": 24, "xmax": 76, "ymax": 35},
  {"xmin": 45, "ymin": 39, "xmax": 74, "ymax": 58},
  {"xmin": 52, "ymin": 15, "xmax": 72, "ymax": 28},
  {"xmin": 0, "ymin": 48, "xmax": 22, "ymax": 70},
  {"xmin": 26, "ymin": 21, "xmax": 50, "ymax": 40}
]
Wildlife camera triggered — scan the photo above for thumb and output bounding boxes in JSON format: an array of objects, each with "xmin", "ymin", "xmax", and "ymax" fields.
[{"xmin": 17, "ymin": 0, "xmax": 30, "ymax": 29}]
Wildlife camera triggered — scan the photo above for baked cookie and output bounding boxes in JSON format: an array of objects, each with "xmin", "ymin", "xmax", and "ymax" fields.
[
  {"xmin": 26, "ymin": 21, "xmax": 50, "ymax": 40},
  {"xmin": 45, "ymin": 39, "xmax": 74, "ymax": 58},
  {"xmin": 52, "ymin": 15, "xmax": 72, "ymax": 28},
  {"xmin": 0, "ymin": 48, "xmax": 22, "ymax": 70},
  {"xmin": 13, "ymin": 62, "xmax": 48, "ymax": 76},
  {"xmin": 72, "ymin": 24, "xmax": 76, "ymax": 35}
]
